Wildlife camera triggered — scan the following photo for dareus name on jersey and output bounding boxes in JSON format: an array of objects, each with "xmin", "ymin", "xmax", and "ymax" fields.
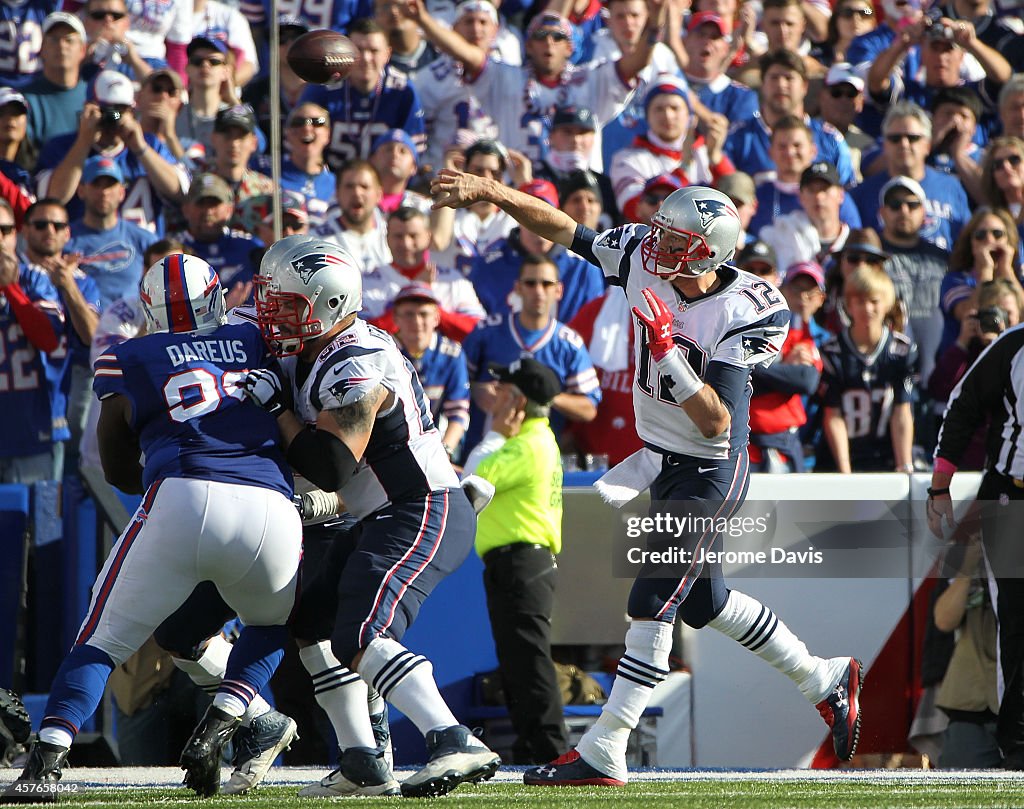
[{"xmin": 166, "ymin": 339, "xmax": 250, "ymax": 367}]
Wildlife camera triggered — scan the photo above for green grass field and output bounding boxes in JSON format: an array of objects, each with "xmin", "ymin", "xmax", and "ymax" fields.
[{"xmin": 13, "ymin": 774, "xmax": 1024, "ymax": 809}]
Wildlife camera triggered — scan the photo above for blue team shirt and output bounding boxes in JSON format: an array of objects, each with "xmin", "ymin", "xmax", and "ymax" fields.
[
  {"xmin": 461, "ymin": 312, "xmax": 601, "ymax": 451},
  {"xmin": 36, "ymin": 135, "xmax": 184, "ymax": 234},
  {"xmin": 749, "ymin": 182, "xmax": 863, "ymax": 236},
  {"xmin": 401, "ymin": 333, "xmax": 471, "ymax": 430},
  {"xmin": 0, "ymin": 0, "xmax": 57, "ymax": 88},
  {"xmin": 0, "ymin": 265, "xmax": 65, "ymax": 456},
  {"xmin": 725, "ymin": 115, "xmax": 855, "ymax": 187},
  {"xmin": 299, "ymin": 66, "xmax": 425, "ymax": 170},
  {"xmin": 68, "ymin": 218, "xmax": 160, "ymax": 309},
  {"xmin": 847, "ymin": 25, "xmax": 923, "ymax": 138},
  {"xmin": 280, "ymin": 157, "xmax": 336, "ymax": 227},
  {"xmin": 693, "ymin": 77, "xmax": 759, "ymax": 125},
  {"xmin": 240, "ymin": 0, "xmax": 372, "ymax": 31},
  {"xmin": 850, "ymin": 167, "xmax": 970, "ymax": 252},
  {"xmin": 174, "ymin": 229, "xmax": 262, "ymax": 295},
  {"xmin": 92, "ymin": 322, "xmax": 292, "ymax": 495}
]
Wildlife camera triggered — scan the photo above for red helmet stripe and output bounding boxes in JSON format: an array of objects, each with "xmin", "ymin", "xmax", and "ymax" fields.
[{"xmin": 164, "ymin": 253, "xmax": 197, "ymax": 332}]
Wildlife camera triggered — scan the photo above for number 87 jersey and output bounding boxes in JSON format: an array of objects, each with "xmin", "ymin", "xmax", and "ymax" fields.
[{"xmin": 586, "ymin": 222, "xmax": 791, "ymax": 460}]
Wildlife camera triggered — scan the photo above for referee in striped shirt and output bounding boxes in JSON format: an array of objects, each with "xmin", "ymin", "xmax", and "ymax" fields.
[{"xmin": 928, "ymin": 320, "xmax": 1024, "ymax": 769}]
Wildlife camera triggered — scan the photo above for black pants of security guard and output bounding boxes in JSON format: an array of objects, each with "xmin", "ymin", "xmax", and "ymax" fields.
[
  {"xmin": 977, "ymin": 471, "xmax": 1024, "ymax": 766},
  {"xmin": 482, "ymin": 542, "xmax": 569, "ymax": 765}
]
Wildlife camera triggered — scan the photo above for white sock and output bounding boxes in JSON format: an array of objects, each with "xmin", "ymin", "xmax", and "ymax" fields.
[
  {"xmin": 299, "ymin": 641, "xmax": 376, "ymax": 750},
  {"xmin": 38, "ymin": 728, "xmax": 72, "ymax": 749},
  {"xmin": 170, "ymin": 635, "xmax": 271, "ymax": 726},
  {"xmin": 213, "ymin": 692, "xmax": 248, "ymax": 718},
  {"xmin": 708, "ymin": 590, "xmax": 838, "ymax": 703},
  {"xmin": 577, "ymin": 621, "xmax": 672, "ymax": 782},
  {"xmin": 357, "ymin": 638, "xmax": 459, "ymax": 737}
]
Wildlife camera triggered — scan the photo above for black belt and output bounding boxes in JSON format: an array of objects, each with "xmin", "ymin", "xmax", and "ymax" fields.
[{"xmin": 482, "ymin": 543, "xmax": 550, "ymax": 564}]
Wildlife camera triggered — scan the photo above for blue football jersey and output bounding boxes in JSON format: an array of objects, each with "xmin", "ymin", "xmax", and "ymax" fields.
[
  {"xmin": 724, "ymin": 115, "xmax": 855, "ymax": 187},
  {"xmin": 816, "ymin": 327, "xmax": 918, "ymax": 472},
  {"xmin": 0, "ymin": 265, "xmax": 67, "ymax": 457},
  {"xmin": 67, "ymin": 218, "xmax": 160, "ymax": 310},
  {"xmin": 401, "ymin": 332, "xmax": 470, "ymax": 430},
  {"xmin": 694, "ymin": 76, "xmax": 759, "ymax": 126},
  {"xmin": 749, "ymin": 182, "xmax": 863, "ymax": 237},
  {"xmin": 299, "ymin": 66, "xmax": 426, "ymax": 170},
  {"xmin": 239, "ymin": 0, "xmax": 372, "ymax": 30},
  {"xmin": 279, "ymin": 157, "xmax": 336, "ymax": 227},
  {"xmin": 0, "ymin": 0, "xmax": 56, "ymax": 88},
  {"xmin": 92, "ymin": 321, "xmax": 292, "ymax": 495},
  {"xmin": 36, "ymin": 134, "xmax": 187, "ymax": 234},
  {"xmin": 174, "ymin": 229, "xmax": 262, "ymax": 294}
]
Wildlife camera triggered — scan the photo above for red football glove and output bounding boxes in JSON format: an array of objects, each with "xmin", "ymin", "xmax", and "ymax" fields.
[{"xmin": 632, "ymin": 287, "xmax": 676, "ymax": 360}]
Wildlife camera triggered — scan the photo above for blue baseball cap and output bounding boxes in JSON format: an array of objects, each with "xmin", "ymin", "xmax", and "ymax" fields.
[
  {"xmin": 370, "ymin": 129, "xmax": 418, "ymax": 167},
  {"xmin": 82, "ymin": 156, "xmax": 124, "ymax": 184}
]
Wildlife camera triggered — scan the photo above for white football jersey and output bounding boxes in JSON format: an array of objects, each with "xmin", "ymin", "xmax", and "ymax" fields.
[
  {"xmin": 431, "ymin": 207, "xmax": 516, "ymax": 277},
  {"xmin": 416, "ymin": 56, "xmax": 499, "ymax": 172},
  {"xmin": 362, "ymin": 262, "xmax": 486, "ymax": 321},
  {"xmin": 314, "ymin": 210, "xmax": 392, "ymax": 273},
  {"xmin": 587, "ymin": 223, "xmax": 791, "ymax": 459},
  {"xmin": 280, "ymin": 318, "xmax": 459, "ymax": 518},
  {"xmin": 467, "ymin": 58, "xmax": 635, "ymax": 170},
  {"xmin": 609, "ymin": 146, "xmax": 720, "ymax": 215}
]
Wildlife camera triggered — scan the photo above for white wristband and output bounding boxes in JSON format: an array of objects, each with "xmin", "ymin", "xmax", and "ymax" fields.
[
  {"xmin": 299, "ymin": 489, "xmax": 342, "ymax": 525},
  {"xmin": 654, "ymin": 345, "xmax": 704, "ymax": 404}
]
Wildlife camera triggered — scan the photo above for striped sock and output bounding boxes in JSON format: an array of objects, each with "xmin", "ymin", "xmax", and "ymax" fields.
[
  {"xmin": 299, "ymin": 641, "xmax": 376, "ymax": 750},
  {"xmin": 708, "ymin": 589, "xmax": 834, "ymax": 702},
  {"xmin": 357, "ymin": 638, "xmax": 458, "ymax": 736},
  {"xmin": 171, "ymin": 635, "xmax": 270, "ymax": 726}
]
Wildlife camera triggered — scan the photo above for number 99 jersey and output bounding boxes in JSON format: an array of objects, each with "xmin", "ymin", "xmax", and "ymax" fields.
[
  {"xmin": 586, "ymin": 223, "xmax": 791, "ymax": 460},
  {"xmin": 92, "ymin": 321, "xmax": 293, "ymax": 496}
]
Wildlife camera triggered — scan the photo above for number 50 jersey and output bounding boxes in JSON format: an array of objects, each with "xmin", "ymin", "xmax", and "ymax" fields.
[
  {"xmin": 584, "ymin": 222, "xmax": 791, "ymax": 460},
  {"xmin": 92, "ymin": 322, "xmax": 292, "ymax": 496}
]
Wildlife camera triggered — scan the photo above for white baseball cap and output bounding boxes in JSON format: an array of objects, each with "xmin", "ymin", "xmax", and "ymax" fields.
[
  {"xmin": 824, "ymin": 63, "xmax": 864, "ymax": 94},
  {"xmin": 91, "ymin": 70, "xmax": 135, "ymax": 106},
  {"xmin": 42, "ymin": 11, "xmax": 86, "ymax": 40},
  {"xmin": 879, "ymin": 175, "xmax": 927, "ymax": 205}
]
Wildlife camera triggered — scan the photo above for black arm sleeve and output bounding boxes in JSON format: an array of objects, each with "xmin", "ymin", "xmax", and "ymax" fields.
[
  {"xmin": 286, "ymin": 427, "xmax": 359, "ymax": 493},
  {"xmin": 571, "ymin": 223, "xmax": 599, "ymax": 265},
  {"xmin": 752, "ymin": 362, "xmax": 821, "ymax": 396},
  {"xmin": 705, "ymin": 360, "xmax": 752, "ymax": 418},
  {"xmin": 935, "ymin": 331, "xmax": 1022, "ymax": 466}
]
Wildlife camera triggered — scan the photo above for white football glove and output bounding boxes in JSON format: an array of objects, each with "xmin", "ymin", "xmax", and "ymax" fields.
[
  {"xmin": 240, "ymin": 367, "xmax": 292, "ymax": 417},
  {"xmin": 461, "ymin": 474, "xmax": 496, "ymax": 515}
]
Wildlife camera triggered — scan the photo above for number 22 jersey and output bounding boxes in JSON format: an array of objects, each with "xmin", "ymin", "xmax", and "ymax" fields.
[{"xmin": 580, "ymin": 222, "xmax": 791, "ymax": 460}]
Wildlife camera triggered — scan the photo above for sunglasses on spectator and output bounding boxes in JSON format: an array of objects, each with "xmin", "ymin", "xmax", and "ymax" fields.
[
  {"xmin": 973, "ymin": 228, "xmax": 1007, "ymax": 241},
  {"xmin": 189, "ymin": 56, "xmax": 226, "ymax": 68},
  {"xmin": 885, "ymin": 133, "xmax": 925, "ymax": 144},
  {"xmin": 828, "ymin": 86, "xmax": 859, "ymax": 99},
  {"xmin": 149, "ymin": 82, "xmax": 177, "ymax": 95},
  {"xmin": 89, "ymin": 9, "xmax": 127, "ymax": 20},
  {"xmin": 745, "ymin": 263, "xmax": 776, "ymax": 276},
  {"xmin": 29, "ymin": 220, "xmax": 68, "ymax": 231},
  {"xmin": 288, "ymin": 116, "xmax": 328, "ymax": 128},
  {"xmin": 643, "ymin": 192, "xmax": 672, "ymax": 205},
  {"xmin": 530, "ymin": 30, "xmax": 570, "ymax": 42},
  {"xmin": 884, "ymin": 198, "xmax": 923, "ymax": 211},
  {"xmin": 844, "ymin": 251, "xmax": 884, "ymax": 265},
  {"xmin": 519, "ymin": 278, "xmax": 558, "ymax": 288},
  {"xmin": 0, "ymin": 224, "xmax": 14, "ymax": 235},
  {"xmin": 837, "ymin": 7, "xmax": 873, "ymax": 18},
  {"xmin": 993, "ymin": 154, "xmax": 1023, "ymax": 170}
]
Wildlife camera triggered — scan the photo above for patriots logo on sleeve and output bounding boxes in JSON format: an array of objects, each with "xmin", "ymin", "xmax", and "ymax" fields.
[
  {"xmin": 742, "ymin": 328, "xmax": 787, "ymax": 363},
  {"xmin": 291, "ymin": 253, "xmax": 350, "ymax": 284},
  {"xmin": 693, "ymin": 198, "xmax": 737, "ymax": 229},
  {"xmin": 597, "ymin": 228, "xmax": 623, "ymax": 250}
]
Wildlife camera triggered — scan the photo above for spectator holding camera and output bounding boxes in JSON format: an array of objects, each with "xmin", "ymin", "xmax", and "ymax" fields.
[
  {"xmin": 36, "ymin": 70, "xmax": 187, "ymax": 234},
  {"xmin": 23, "ymin": 12, "xmax": 88, "ymax": 150},
  {"xmin": 81, "ymin": 0, "xmax": 153, "ymax": 83},
  {"xmin": 937, "ymin": 207, "xmax": 1023, "ymax": 357}
]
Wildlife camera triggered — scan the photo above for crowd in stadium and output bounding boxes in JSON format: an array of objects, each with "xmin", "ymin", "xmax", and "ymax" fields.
[{"xmin": 1, "ymin": 0, "xmax": 1023, "ymax": 483}]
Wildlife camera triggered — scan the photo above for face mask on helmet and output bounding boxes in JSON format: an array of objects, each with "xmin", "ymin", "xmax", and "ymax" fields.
[
  {"xmin": 254, "ymin": 237, "xmax": 362, "ymax": 357},
  {"xmin": 640, "ymin": 188, "xmax": 740, "ymax": 279},
  {"xmin": 139, "ymin": 254, "xmax": 227, "ymax": 335}
]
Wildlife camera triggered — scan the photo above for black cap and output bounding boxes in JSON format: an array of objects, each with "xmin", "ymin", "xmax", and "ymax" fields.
[
  {"xmin": 737, "ymin": 239, "xmax": 778, "ymax": 269},
  {"xmin": 215, "ymin": 104, "xmax": 257, "ymax": 134},
  {"xmin": 552, "ymin": 106, "xmax": 596, "ymax": 132},
  {"xmin": 800, "ymin": 161, "xmax": 841, "ymax": 189},
  {"xmin": 487, "ymin": 358, "xmax": 561, "ymax": 406},
  {"xmin": 931, "ymin": 86, "xmax": 983, "ymax": 121},
  {"xmin": 187, "ymin": 36, "xmax": 229, "ymax": 58},
  {"xmin": 558, "ymin": 169, "xmax": 602, "ymax": 204}
]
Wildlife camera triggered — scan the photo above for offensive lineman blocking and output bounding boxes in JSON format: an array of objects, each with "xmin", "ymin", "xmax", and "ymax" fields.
[{"xmin": 431, "ymin": 172, "xmax": 863, "ymax": 785}]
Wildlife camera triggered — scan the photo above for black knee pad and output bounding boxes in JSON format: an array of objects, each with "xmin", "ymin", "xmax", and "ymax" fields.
[
  {"xmin": 154, "ymin": 581, "xmax": 236, "ymax": 655},
  {"xmin": 678, "ymin": 578, "xmax": 730, "ymax": 629}
]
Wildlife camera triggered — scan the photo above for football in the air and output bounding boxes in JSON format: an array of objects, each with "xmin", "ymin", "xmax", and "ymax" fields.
[{"xmin": 287, "ymin": 30, "xmax": 357, "ymax": 84}]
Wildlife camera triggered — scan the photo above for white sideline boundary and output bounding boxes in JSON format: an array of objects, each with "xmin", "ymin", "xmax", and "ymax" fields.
[{"xmin": 13, "ymin": 766, "xmax": 1024, "ymax": 788}]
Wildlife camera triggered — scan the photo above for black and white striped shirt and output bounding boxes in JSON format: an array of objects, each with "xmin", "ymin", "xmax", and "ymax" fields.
[{"xmin": 936, "ymin": 324, "xmax": 1024, "ymax": 479}]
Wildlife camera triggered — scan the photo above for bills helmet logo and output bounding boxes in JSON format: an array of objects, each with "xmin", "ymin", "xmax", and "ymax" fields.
[
  {"xmin": 290, "ymin": 252, "xmax": 349, "ymax": 283},
  {"xmin": 693, "ymin": 198, "xmax": 737, "ymax": 229}
]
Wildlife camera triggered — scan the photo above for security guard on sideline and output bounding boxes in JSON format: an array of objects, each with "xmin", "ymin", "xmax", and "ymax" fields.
[
  {"xmin": 464, "ymin": 357, "xmax": 569, "ymax": 765},
  {"xmin": 928, "ymin": 322, "xmax": 1024, "ymax": 769}
]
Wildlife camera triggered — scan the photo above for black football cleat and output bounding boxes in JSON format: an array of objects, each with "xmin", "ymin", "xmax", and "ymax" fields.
[
  {"xmin": 180, "ymin": 706, "xmax": 240, "ymax": 797},
  {"xmin": 298, "ymin": 747, "xmax": 400, "ymax": 797},
  {"xmin": 524, "ymin": 748, "xmax": 626, "ymax": 787},
  {"xmin": 816, "ymin": 657, "xmax": 864, "ymax": 761},
  {"xmin": 221, "ymin": 710, "xmax": 298, "ymax": 795},
  {"xmin": 1, "ymin": 741, "xmax": 70, "ymax": 804},
  {"xmin": 400, "ymin": 725, "xmax": 500, "ymax": 798}
]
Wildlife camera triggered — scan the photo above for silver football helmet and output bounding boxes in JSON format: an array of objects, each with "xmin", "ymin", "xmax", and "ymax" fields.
[
  {"xmin": 254, "ymin": 235, "xmax": 362, "ymax": 356},
  {"xmin": 641, "ymin": 186, "xmax": 741, "ymax": 278},
  {"xmin": 139, "ymin": 253, "xmax": 226, "ymax": 335}
]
